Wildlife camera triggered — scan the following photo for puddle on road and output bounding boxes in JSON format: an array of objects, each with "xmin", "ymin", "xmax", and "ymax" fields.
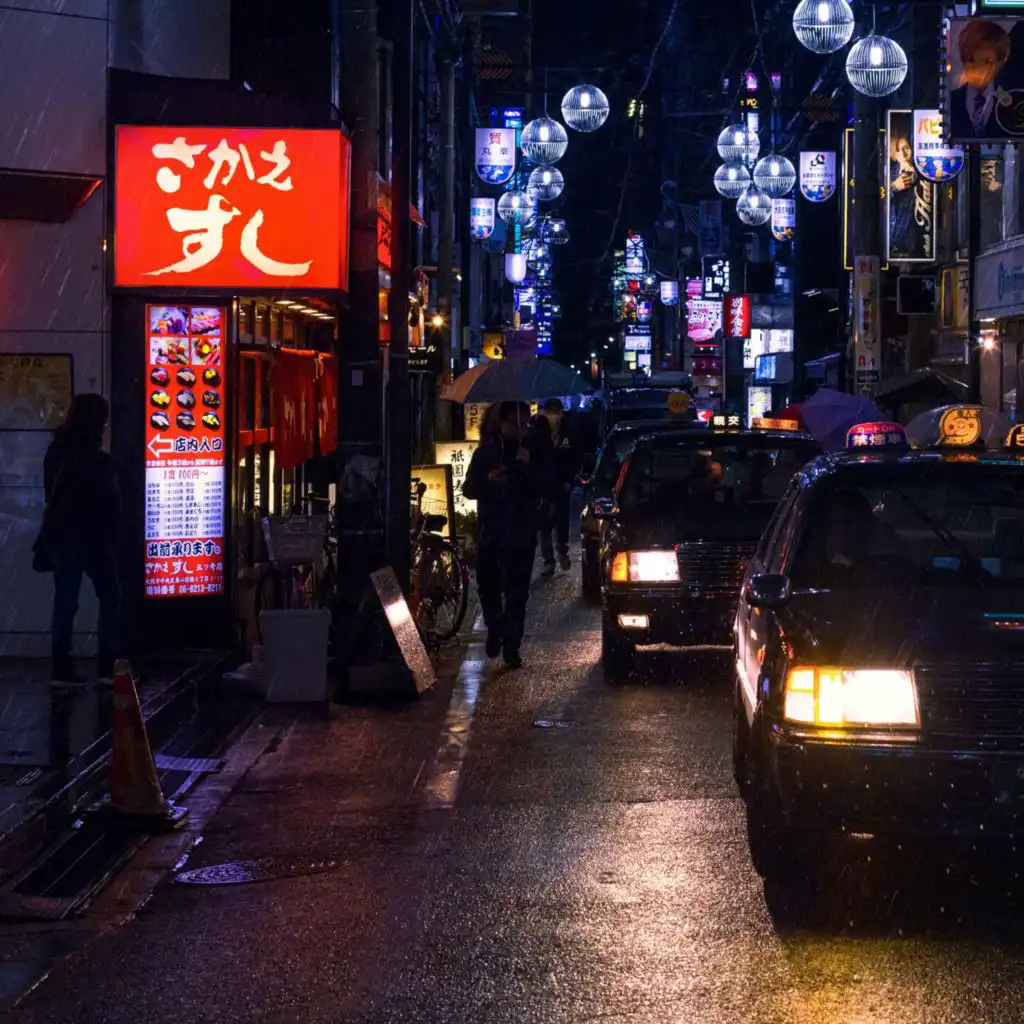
[{"xmin": 174, "ymin": 857, "xmax": 338, "ymax": 886}]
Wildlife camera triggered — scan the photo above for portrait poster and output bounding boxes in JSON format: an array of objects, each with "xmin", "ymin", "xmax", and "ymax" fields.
[{"xmin": 885, "ymin": 111, "xmax": 936, "ymax": 264}]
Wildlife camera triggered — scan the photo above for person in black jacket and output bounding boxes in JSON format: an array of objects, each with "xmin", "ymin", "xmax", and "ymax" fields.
[
  {"xmin": 463, "ymin": 401, "xmax": 544, "ymax": 669},
  {"xmin": 40, "ymin": 394, "xmax": 123, "ymax": 683},
  {"xmin": 542, "ymin": 399, "xmax": 580, "ymax": 571}
]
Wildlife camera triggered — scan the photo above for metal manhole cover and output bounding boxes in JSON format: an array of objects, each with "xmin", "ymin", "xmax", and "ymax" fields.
[{"xmin": 174, "ymin": 857, "xmax": 338, "ymax": 886}]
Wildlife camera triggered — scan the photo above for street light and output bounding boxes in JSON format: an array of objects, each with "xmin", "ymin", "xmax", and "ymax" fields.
[
  {"xmin": 521, "ymin": 116, "xmax": 569, "ymax": 166},
  {"xmin": 792, "ymin": 0, "xmax": 854, "ymax": 54},
  {"xmin": 713, "ymin": 162, "xmax": 751, "ymax": 199},
  {"xmin": 846, "ymin": 34, "xmax": 907, "ymax": 98},
  {"xmin": 430, "ymin": 313, "xmax": 444, "ymax": 328},
  {"xmin": 561, "ymin": 85, "xmax": 610, "ymax": 132},
  {"xmin": 752, "ymin": 154, "xmax": 796, "ymax": 198}
]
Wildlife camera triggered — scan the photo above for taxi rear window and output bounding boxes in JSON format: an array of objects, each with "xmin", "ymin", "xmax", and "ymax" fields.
[
  {"xmin": 792, "ymin": 466, "xmax": 1024, "ymax": 586},
  {"xmin": 618, "ymin": 440, "xmax": 818, "ymax": 513}
]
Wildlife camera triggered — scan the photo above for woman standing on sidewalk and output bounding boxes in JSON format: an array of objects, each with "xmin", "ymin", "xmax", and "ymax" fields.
[{"xmin": 37, "ymin": 394, "xmax": 123, "ymax": 683}]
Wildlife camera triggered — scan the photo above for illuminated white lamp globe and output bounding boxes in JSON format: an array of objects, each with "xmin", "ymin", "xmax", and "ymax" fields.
[
  {"xmin": 528, "ymin": 166, "xmax": 565, "ymax": 201},
  {"xmin": 544, "ymin": 219, "xmax": 569, "ymax": 245},
  {"xmin": 523, "ymin": 238, "xmax": 552, "ymax": 265},
  {"xmin": 716, "ymin": 124, "xmax": 760, "ymax": 166},
  {"xmin": 561, "ymin": 84, "xmax": 610, "ymax": 132},
  {"xmin": 792, "ymin": 0, "xmax": 854, "ymax": 54},
  {"xmin": 497, "ymin": 189, "xmax": 536, "ymax": 227},
  {"xmin": 713, "ymin": 162, "xmax": 751, "ymax": 199},
  {"xmin": 521, "ymin": 116, "xmax": 569, "ymax": 166},
  {"xmin": 505, "ymin": 253, "xmax": 528, "ymax": 284},
  {"xmin": 736, "ymin": 185, "xmax": 772, "ymax": 226},
  {"xmin": 752, "ymin": 154, "xmax": 796, "ymax": 198},
  {"xmin": 846, "ymin": 34, "xmax": 908, "ymax": 98}
]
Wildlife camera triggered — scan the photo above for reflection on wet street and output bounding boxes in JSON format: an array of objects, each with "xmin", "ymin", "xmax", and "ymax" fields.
[{"xmin": 7, "ymin": 565, "xmax": 1024, "ymax": 1023}]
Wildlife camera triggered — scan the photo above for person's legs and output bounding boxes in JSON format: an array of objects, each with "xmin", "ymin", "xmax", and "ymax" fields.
[
  {"xmin": 51, "ymin": 549, "xmax": 84, "ymax": 681},
  {"xmin": 86, "ymin": 550, "xmax": 122, "ymax": 678},
  {"xmin": 539, "ymin": 503, "xmax": 555, "ymax": 571},
  {"xmin": 554, "ymin": 492, "xmax": 571, "ymax": 568},
  {"xmin": 476, "ymin": 543, "xmax": 504, "ymax": 657},
  {"xmin": 501, "ymin": 545, "xmax": 535, "ymax": 666}
]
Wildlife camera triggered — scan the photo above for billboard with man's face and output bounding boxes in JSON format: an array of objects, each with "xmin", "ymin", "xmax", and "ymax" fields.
[
  {"xmin": 886, "ymin": 111, "xmax": 936, "ymax": 264},
  {"xmin": 945, "ymin": 17, "xmax": 1024, "ymax": 143}
]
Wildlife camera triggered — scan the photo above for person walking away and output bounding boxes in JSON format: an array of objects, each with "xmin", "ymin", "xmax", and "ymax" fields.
[
  {"xmin": 526, "ymin": 414, "xmax": 559, "ymax": 576},
  {"xmin": 543, "ymin": 399, "xmax": 580, "ymax": 571},
  {"xmin": 463, "ymin": 402, "xmax": 543, "ymax": 669},
  {"xmin": 37, "ymin": 394, "xmax": 123, "ymax": 683}
]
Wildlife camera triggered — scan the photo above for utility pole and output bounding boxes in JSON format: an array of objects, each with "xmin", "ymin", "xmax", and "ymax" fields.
[
  {"xmin": 337, "ymin": 0, "xmax": 387, "ymax": 591},
  {"xmin": 967, "ymin": 147, "xmax": 982, "ymax": 403},
  {"xmin": 852, "ymin": 73, "xmax": 882, "ymax": 395},
  {"xmin": 385, "ymin": 0, "xmax": 413, "ymax": 587},
  {"xmin": 435, "ymin": 49, "xmax": 456, "ymax": 442}
]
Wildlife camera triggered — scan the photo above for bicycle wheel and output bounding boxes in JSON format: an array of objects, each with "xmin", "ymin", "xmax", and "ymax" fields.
[{"xmin": 416, "ymin": 540, "xmax": 468, "ymax": 642}]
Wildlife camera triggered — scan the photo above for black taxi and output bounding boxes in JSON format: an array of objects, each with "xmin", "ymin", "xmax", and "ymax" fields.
[
  {"xmin": 594, "ymin": 415, "xmax": 821, "ymax": 677},
  {"xmin": 734, "ymin": 420, "xmax": 1024, "ymax": 886}
]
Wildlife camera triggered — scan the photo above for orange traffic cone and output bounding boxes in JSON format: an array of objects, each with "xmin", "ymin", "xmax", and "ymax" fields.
[{"xmin": 106, "ymin": 659, "xmax": 188, "ymax": 830}]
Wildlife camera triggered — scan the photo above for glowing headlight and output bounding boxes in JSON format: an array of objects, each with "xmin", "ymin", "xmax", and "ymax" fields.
[
  {"xmin": 784, "ymin": 667, "xmax": 919, "ymax": 727},
  {"xmin": 610, "ymin": 550, "xmax": 679, "ymax": 583}
]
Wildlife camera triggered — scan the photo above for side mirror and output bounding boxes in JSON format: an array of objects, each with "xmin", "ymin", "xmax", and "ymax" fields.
[
  {"xmin": 591, "ymin": 497, "xmax": 619, "ymax": 520},
  {"xmin": 744, "ymin": 573, "xmax": 791, "ymax": 610}
]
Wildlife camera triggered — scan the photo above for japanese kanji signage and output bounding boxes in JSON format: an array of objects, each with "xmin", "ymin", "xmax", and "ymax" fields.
[
  {"xmin": 799, "ymin": 151, "xmax": 836, "ymax": 202},
  {"xmin": 912, "ymin": 109, "xmax": 964, "ymax": 182},
  {"xmin": 702, "ymin": 257, "xmax": 730, "ymax": 300},
  {"xmin": 435, "ymin": 442, "xmax": 478, "ymax": 517},
  {"xmin": 686, "ymin": 299, "xmax": 722, "ymax": 343},
  {"xmin": 470, "ymin": 198, "xmax": 495, "ymax": 239},
  {"xmin": 723, "ymin": 294, "xmax": 752, "ymax": 339},
  {"xmin": 377, "ymin": 189, "xmax": 393, "ymax": 271},
  {"xmin": 144, "ymin": 305, "xmax": 226, "ymax": 598},
  {"xmin": 853, "ymin": 256, "xmax": 881, "ymax": 387},
  {"xmin": 474, "ymin": 128, "xmax": 516, "ymax": 184},
  {"xmin": 115, "ymin": 127, "xmax": 351, "ymax": 290},
  {"xmin": 771, "ymin": 199, "xmax": 795, "ymax": 242},
  {"xmin": 273, "ymin": 349, "xmax": 316, "ymax": 471}
]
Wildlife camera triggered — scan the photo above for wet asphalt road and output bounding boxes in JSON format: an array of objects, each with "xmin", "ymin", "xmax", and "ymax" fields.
[{"xmin": 7, "ymin": 562, "xmax": 1024, "ymax": 1021}]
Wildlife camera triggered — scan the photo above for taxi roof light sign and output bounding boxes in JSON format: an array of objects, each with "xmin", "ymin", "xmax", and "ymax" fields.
[
  {"xmin": 752, "ymin": 417, "xmax": 800, "ymax": 431},
  {"xmin": 711, "ymin": 414, "xmax": 742, "ymax": 430},
  {"xmin": 846, "ymin": 421, "xmax": 907, "ymax": 449}
]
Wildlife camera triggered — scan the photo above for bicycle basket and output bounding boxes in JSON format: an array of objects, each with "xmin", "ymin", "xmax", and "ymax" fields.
[{"xmin": 261, "ymin": 515, "xmax": 328, "ymax": 566}]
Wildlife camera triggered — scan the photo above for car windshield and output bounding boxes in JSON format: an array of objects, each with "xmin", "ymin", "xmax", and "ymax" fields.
[
  {"xmin": 618, "ymin": 439, "xmax": 818, "ymax": 528},
  {"xmin": 791, "ymin": 464, "xmax": 1024, "ymax": 587},
  {"xmin": 595, "ymin": 430, "xmax": 667, "ymax": 486}
]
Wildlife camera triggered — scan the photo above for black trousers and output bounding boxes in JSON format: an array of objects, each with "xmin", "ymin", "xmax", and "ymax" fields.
[
  {"xmin": 540, "ymin": 491, "xmax": 570, "ymax": 563},
  {"xmin": 476, "ymin": 542, "xmax": 534, "ymax": 651}
]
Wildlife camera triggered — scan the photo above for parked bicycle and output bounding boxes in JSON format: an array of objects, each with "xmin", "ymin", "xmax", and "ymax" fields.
[{"xmin": 410, "ymin": 479, "xmax": 469, "ymax": 645}]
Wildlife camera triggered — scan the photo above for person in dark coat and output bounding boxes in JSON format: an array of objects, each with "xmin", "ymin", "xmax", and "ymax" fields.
[
  {"xmin": 542, "ymin": 399, "xmax": 580, "ymax": 571},
  {"xmin": 462, "ymin": 401, "xmax": 544, "ymax": 668},
  {"xmin": 526, "ymin": 414, "xmax": 559, "ymax": 576},
  {"xmin": 39, "ymin": 394, "xmax": 123, "ymax": 682}
]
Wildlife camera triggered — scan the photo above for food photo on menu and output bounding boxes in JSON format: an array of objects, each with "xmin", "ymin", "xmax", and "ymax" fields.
[
  {"xmin": 192, "ymin": 335, "xmax": 221, "ymax": 367},
  {"xmin": 189, "ymin": 307, "xmax": 223, "ymax": 334},
  {"xmin": 149, "ymin": 306, "xmax": 190, "ymax": 336},
  {"xmin": 150, "ymin": 336, "xmax": 190, "ymax": 366}
]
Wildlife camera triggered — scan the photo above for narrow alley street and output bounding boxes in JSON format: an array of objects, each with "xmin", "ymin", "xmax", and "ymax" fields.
[{"xmin": 4, "ymin": 563, "xmax": 1024, "ymax": 1022}]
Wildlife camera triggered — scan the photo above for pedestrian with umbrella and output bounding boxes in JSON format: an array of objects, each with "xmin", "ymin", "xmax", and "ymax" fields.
[{"xmin": 462, "ymin": 401, "xmax": 550, "ymax": 669}]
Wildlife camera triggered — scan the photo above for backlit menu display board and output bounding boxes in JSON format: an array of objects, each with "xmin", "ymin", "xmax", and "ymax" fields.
[{"xmin": 144, "ymin": 305, "xmax": 227, "ymax": 598}]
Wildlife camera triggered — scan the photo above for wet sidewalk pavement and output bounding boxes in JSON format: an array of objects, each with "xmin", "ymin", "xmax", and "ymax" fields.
[{"xmin": 0, "ymin": 652, "xmax": 228, "ymax": 874}]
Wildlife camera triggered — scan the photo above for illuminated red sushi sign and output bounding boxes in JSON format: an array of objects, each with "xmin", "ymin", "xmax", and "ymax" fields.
[{"xmin": 144, "ymin": 304, "xmax": 227, "ymax": 598}]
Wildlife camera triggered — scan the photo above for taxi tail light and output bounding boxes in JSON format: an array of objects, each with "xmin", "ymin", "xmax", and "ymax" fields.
[
  {"xmin": 783, "ymin": 667, "xmax": 919, "ymax": 727},
  {"xmin": 610, "ymin": 552, "xmax": 629, "ymax": 582}
]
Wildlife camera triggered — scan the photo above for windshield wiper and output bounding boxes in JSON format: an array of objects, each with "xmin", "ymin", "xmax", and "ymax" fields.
[{"xmin": 889, "ymin": 486, "xmax": 991, "ymax": 581}]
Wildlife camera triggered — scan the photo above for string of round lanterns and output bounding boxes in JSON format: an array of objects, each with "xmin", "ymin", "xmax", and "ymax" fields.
[
  {"xmin": 792, "ymin": 0, "xmax": 854, "ymax": 54},
  {"xmin": 845, "ymin": 33, "xmax": 908, "ymax": 98},
  {"xmin": 714, "ymin": 162, "xmax": 751, "ymax": 199},
  {"xmin": 561, "ymin": 85, "xmax": 610, "ymax": 132},
  {"xmin": 752, "ymin": 153, "xmax": 796, "ymax": 198},
  {"xmin": 520, "ymin": 116, "xmax": 568, "ymax": 166},
  {"xmin": 736, "ymin": 185, "xmax": 772, "ymax": 226},
  {"xmin": 528, "ymin": 166, "xmax": 565, "ymax": 202}
]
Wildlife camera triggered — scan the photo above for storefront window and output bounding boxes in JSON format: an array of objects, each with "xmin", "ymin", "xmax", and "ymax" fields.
[
  {"xmin": 239, "ymin": 301, "xmax": 255, "ymax": 338},
  {"xmin": 282, "ymin": 315, "xmax": 295, "ymax": 343},
  {"xmin": 254, "ymin": 303, "xmax": 268, "ymax": 341}
]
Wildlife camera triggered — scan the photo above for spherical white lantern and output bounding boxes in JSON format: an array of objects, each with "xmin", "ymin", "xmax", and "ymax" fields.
[
  {"xmin": 497, "ymin": 189, "xmax": 536, "ymax": 227},
  {"xmin": 528, "ymin": 166, "xmax": 565, "ymax": 202},
  {"xmin": 717, "ymin": 124, "xmax": 760, "ymax": 166},
  {"xmin": 752, "ymin": 154, "xmax": 796, "ymax": 198},
  {"xmin": 846, "ymin": 34, "xmax": 908, "ymax": 98},
  {"xmin": 521, "ymin": 117, "xmax": 569, "ymax": 166},
  {"xmin": 543, "ymin": 219, "xmax": 569, "ymax": 245},
  {"xmin": 713, "ymin": 162, "xmax": 751, "ymax": 199},
  {"xmin": 736, "ymin": 186, "xmax": 772, "ymax": 226},
  {"xmin": 522, "ymin": 238, "xmax": 552, "ymax": 265},
  {"xmin": 561, "ymin": 84, "xmax": 610, "ymax": 132},
  {"xmin": 793, "ymin": 0, "xmax": 854, "ymax": 54},
  {"xmin": 505, "ymin": 253, "xmax": 527, "ymax": 284}
]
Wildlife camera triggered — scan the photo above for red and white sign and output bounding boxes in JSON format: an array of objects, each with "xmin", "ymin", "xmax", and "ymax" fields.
[
  {"xmin": 115, "ymin": 126, "xmax": 351, "ymax": 290},
  {"xmin": 724, "ymin": 293, "xmax": 752, "ymax": 339},
  {"xmin": 144, "ymin": 305, "xmax": 227, "ymax": 598},
  {"xmin": 273, "ymin": 349, "xmax": 317, "ymax": 472}
]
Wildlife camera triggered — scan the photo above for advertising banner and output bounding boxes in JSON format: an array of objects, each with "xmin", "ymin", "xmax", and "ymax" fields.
[
  {"xmin": 687, "ymin": 299, "xmax": 722, "ymax": 343},
  {"xmin": 945, "ymin": 18, "xmax": 1024, "ymax": 143},
  {"xmin": 912, "ymin": 109, "xmax": 965, "ymax": 181},
  {"xmin": 724, "ymin": 294, "xmax": 752, "ymax": 338},
  {"xmin": 771, "ymin": 198, "xmax": 796, "ymax": 241},
  {"xmin": 470, "ymin": 197, "xmax": 495, "ymax": 239},
  {"xmin": 853, "ymin": 256, "xmax": 881, "ymax": 386},
  {"xmin": 660, "ymin": 280, "xmax": 679, "ymax": 305},
  {"xmin": 464, "ymin": 403, "xmax": 490, "ymax": 441},
  {"xmin": 698, "ymin": 200, "xmax": 723, "ymax": 256},
  {"xmin": 475, "ymin": 128, "xmax": 516, "ymax": 184},
  {"xmin": 702, "ymin": 257, "xmax": 731, "ymax": 300},
  {"xmin": 625, "ymin": 233, "xmax": 646, "ymax": 277},
  {"xmin": 435, "ymin": 441, "xmax": 479, "ymax": 516},
  {"xmin": 317, "ymin": 353, "xmax": 338, "ymax": 456},
  {"xmin": 886, "ymin": 111, "xmax": 936, "ymax": 263},
  {"xmin": 273, "ymin": 349, "xmax": 317, "ymax": 470},
  {"xmin": 116, "ymin": 127, "xmax": 350, "ymax": 290},
  {"xmin": 144, "ymin": 305, "xmax": 226, "ymax": 598},
  {"xmin": 799, "ymin": 151, "xmax": 836, "ymax": 202}
]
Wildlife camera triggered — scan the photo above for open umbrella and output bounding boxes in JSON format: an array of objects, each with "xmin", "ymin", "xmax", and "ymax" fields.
[
  {"xmin": 441, "ymin": 360, "xmax": 592, "ymax": 404},
  {"xmin": 799, "ymin": 387, "xmax": 884, "ymax": 451}
]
